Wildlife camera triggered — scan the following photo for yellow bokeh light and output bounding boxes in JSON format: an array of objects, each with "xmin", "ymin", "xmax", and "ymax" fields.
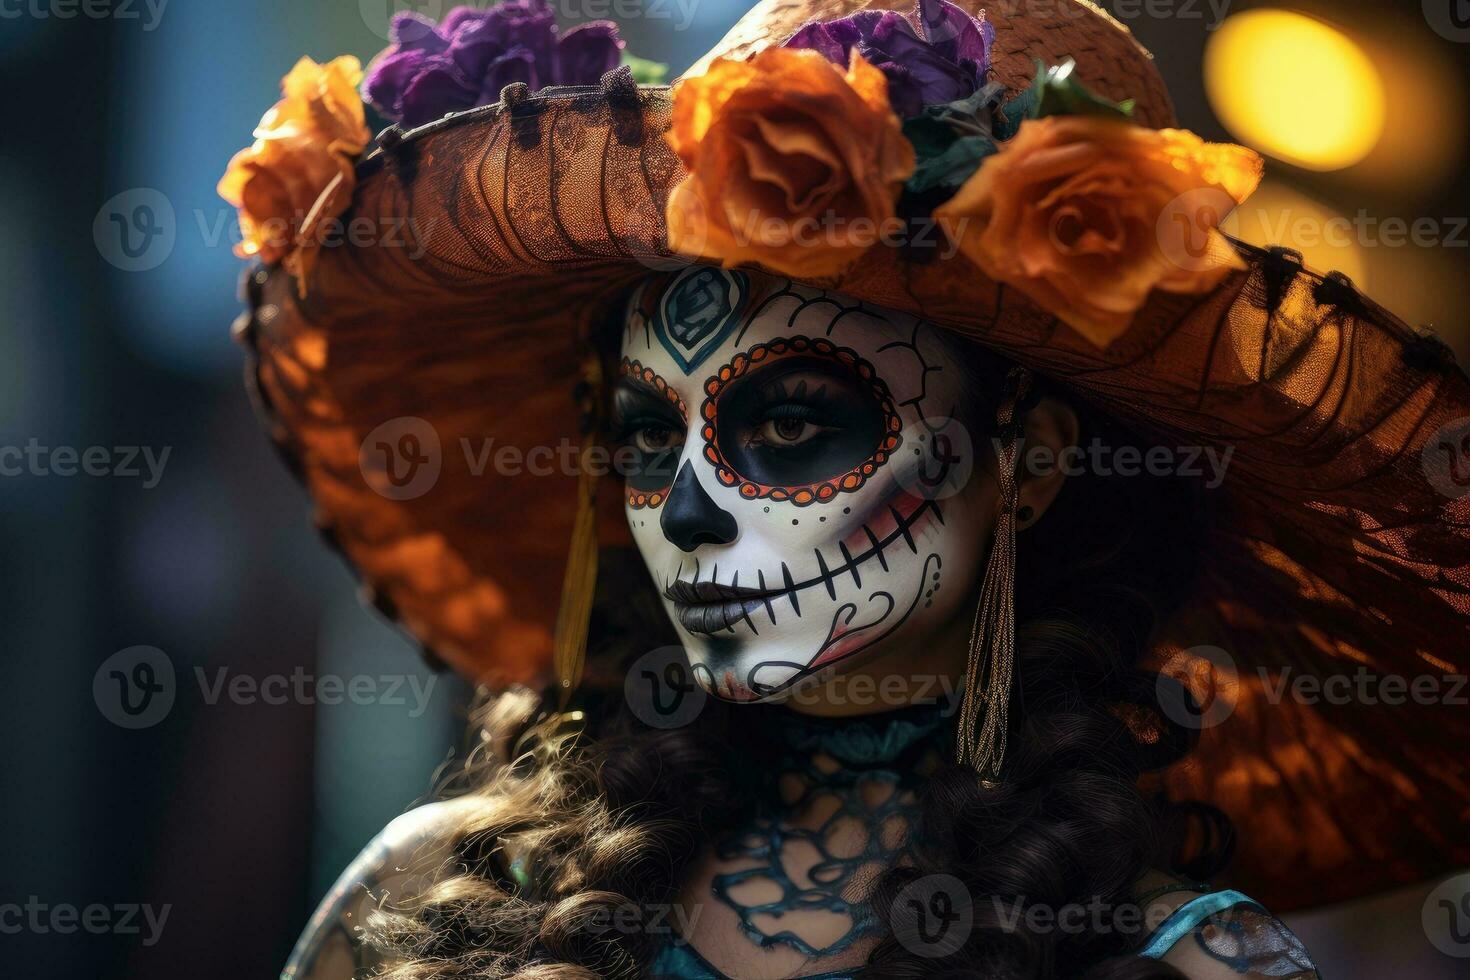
[
  {"xmin": 1205, "ymin": 10, "xmax": 1386, "ymax": 171},
  {"xmin": 1226, "ymin": 179, "xmax": 1367, "ymax": 287}
]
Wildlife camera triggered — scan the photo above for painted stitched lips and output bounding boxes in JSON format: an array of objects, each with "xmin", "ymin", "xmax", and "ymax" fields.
[{"xmin": 659, "ymin": 494, "xmax": 942, "ymax": 638}]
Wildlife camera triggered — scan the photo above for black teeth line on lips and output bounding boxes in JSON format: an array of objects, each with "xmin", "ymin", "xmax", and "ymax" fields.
[
  {"xmin": 862, "ymin": 524, "xmax": 889, "ymax": 572},
  {"xmin": 665, "ymin": 498, "xmax": 940, "ymax": 628},
  {"xmin": 815, "ymin": 550, "xmax": 836, "ymax": 601},
  {"xmin": 838, "ymin": 541, "xmax": 861, "ymax": 588},
  {"xmin": 781, "ymin": 562, "xmax": 800, "ymax": 616},
  {"xmin": 757, "ymin": 569, "xmax": 777, "ymax": 625}
]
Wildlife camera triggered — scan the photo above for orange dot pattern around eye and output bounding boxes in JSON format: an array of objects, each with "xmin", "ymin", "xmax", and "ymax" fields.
[
  {"xmin": 621, "ymin": 358, "xmax": 686, "ymax": 510},
  {"xmin": 699, "ymin": 336, "xmax": 903, "ymax": 507}
]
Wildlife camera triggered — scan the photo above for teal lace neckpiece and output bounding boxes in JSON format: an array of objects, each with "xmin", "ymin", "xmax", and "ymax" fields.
[
  {"xmin": 710, "ymin": 703, "xmax": 950, "ymax": 958},
  {"xmin": 775, "ymin": 703, "xmax": 950, "ymax": 766}
]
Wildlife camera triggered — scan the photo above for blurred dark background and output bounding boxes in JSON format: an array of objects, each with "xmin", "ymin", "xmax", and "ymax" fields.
[{"xmin": 1, "ymin": 1, "xmax": 1465, "ymax": 977}]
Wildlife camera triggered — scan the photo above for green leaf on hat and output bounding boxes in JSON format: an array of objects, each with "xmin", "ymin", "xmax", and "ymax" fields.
[
  {"xmin": 901, "ymin": 82, "xmax": 1005, "ymax": 195},
  {"xmin": 1022, "ymin": 58, "xmax": 1135, "ymax": 122},
  {"xmin": 622, "ymin": 52, "xmax": 669, "ymax": 85},
  {"xmin": 907, "ymin": 135, "xmax": 997, "ymax": 193}
]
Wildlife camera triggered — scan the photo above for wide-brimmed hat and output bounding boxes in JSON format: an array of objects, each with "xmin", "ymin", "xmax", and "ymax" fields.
[{"xmin": 227, "ymin": 0, "xmax": 1469, "ymax": 910}]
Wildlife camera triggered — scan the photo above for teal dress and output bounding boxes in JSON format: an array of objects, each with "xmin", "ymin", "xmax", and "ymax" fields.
[{"xmin": 648, "ymin": 707, "xmax": 1319, "ymax": 979}]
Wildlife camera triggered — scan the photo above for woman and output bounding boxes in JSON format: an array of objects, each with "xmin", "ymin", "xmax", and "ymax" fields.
[{"xmin": 226, "ymin": 2, "xmax": 1470, "ymax": 977}]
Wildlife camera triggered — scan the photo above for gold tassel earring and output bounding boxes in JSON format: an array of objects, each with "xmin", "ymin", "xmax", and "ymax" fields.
[
  {"xmin": 553, "ymin": 354, "xmax": 605, "ymax": 707},
  {"xmin": 956, "ymin": 366, "xmax": 1034, "ymax": 783}
]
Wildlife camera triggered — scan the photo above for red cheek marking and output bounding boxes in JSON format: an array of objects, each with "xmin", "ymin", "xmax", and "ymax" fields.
[{"xmin": 813, "ymin": 491, "xmax": 939, "ymax": 672}]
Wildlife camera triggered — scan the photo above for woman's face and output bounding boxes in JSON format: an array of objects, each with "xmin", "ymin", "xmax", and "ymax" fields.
[{"xmin": 617, "ymin": 268, "xmax": 998, "ymax": 703}]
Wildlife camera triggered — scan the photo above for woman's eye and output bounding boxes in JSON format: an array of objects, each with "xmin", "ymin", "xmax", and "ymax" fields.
[
  {"xmin": 632, "ymin": 424, "xmax": 683, "ymax": 453},
  {"xmin": 755, "ymin": 417, "xmax": 827, "ymax": 447}
]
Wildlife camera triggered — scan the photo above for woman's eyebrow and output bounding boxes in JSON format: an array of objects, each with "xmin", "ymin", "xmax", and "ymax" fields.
[{"xmin": 612, "ymin": 379, "xmax": 682, "ymax": 418}]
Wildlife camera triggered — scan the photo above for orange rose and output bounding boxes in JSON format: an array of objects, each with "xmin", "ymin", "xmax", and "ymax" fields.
[
  {"xmin": 217, "ymin": 56, "xmax": 370, "ymax": 287},
  {"xmin": 936, "ymin": 116, "xmax": 1263, "ymax": 347},
  {"xmin": 665, "ymin": 48, "xmax": 915, "ymax": 279}
]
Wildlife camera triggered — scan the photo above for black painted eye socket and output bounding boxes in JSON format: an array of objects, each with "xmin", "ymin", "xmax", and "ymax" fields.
[
  {"xmin": 614, "ymin": 362, "xmax": 688, "ymax": 508},
  {"xmin": 713, "ymin": 355, "xmax": 887, "ymax": 492},
  {"xmin": 630, "ymin": 423, "xmax": 684, "ymax": 455}
]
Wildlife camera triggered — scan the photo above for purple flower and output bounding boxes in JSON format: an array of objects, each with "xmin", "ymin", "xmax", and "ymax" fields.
[
  {"xmin": 783, "ymin": 0, "xmax": 994, "ymax": 117},
  {"xmin": 364, "ymin": 2, "xmax": 625, "ymax": 127}
]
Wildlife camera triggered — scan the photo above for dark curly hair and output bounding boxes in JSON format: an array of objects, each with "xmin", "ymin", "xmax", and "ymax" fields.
[{"xmin": 363, "ymin": 336, "xmax": 1229, "ymax": 980}]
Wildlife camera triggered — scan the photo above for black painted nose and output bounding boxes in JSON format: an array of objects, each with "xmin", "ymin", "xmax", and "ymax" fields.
[{"xmin": 661, "ymin": 462, "xmax": 738, "ymax": 552}]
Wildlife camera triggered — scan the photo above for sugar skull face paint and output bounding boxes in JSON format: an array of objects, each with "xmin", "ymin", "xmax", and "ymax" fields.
[{"xmin": 618, "ymin": 269, "xmax": 993, "ymax": 703}]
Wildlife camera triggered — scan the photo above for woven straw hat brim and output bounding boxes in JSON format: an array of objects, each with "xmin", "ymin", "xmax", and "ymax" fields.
[{"xmin": 235, "ymin": 1, "xmax": 1470, "ymax": 909}]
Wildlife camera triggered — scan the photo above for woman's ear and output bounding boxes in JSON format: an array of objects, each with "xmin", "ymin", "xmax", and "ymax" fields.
[{"xmin": 1015, "ymin": 396, "xmax": 1079, "ymax": 531}]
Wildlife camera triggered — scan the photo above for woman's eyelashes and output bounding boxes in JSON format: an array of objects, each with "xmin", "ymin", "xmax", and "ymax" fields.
[
  {"xmin": 746, "ymin": 404, "xmax": 835, "ymax": 448},
  {"xmin": 626, "ymin": 418, "xmax": 685, "ymax": 453},
  {"xmin": 613, "ymin": 388, "xmax": 683, "ymax": 444},
  {"xmin": 714, "ymin": 360, "xmax": 888, "ymax": 488},
  {"xmin": 739, "ymin": 376, "xmax": 847, "ymax": 450},
  {"xmin": 613, "ymin": 385, "xmax": 688, "ymax": 494}
]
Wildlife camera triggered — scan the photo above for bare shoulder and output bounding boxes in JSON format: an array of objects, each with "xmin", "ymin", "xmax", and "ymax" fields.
[
  {"xmin": 1135, "ymin": 872, "xmax": 1320, "ymax": 979},
  {"xmin": 280, "ymin": 797, "xmax": 477, "ymax": 980}
]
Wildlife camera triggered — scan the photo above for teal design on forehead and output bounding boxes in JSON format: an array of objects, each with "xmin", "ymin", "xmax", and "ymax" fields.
[{"xmin": 654, "ymin": 268, "xmax": 748, "ymax": 374}]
